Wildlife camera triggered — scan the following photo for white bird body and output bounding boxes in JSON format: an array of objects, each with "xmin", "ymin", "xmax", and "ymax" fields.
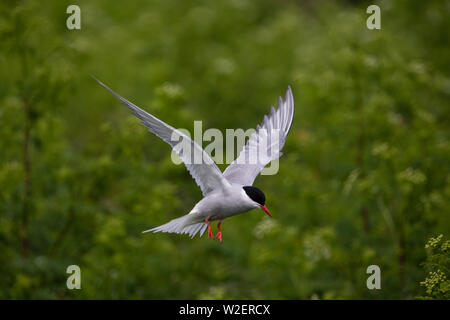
[
  {"xmin": 93, "ymin": 76, "xmax": 294, "ymax": 242},
  {"xmin": 190, "ymin": 185, "xmax": 259, "ymax": 221}
]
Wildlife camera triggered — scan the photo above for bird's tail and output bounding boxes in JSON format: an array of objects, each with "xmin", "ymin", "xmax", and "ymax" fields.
[{"xmin": 143, "ymin": 214, "xmax": 207, "ymax": 239}]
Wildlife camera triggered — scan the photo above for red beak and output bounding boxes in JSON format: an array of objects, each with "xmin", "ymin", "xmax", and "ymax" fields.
[{"xmin": 259, "ymin": 205, "xmax": 272, "ymax": 217}]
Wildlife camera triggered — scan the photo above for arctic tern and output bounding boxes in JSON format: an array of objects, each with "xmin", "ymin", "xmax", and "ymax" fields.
[{"xmin": 93, "ymin": 77, "xmax": 294, "ymax": 242}]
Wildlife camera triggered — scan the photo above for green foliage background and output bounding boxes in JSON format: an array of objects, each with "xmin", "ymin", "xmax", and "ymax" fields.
[{"xmin": 0, "ymin": 0, "xmax": 448, "ymax": 299}]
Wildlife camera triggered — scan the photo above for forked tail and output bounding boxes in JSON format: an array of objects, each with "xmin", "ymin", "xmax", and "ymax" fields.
[{"xmin": 143, "ymin": 214, "xmax": 207, "ymax": 238}]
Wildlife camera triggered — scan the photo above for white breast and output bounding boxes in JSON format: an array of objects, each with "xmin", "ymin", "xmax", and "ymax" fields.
[{"xmin": 189, "ymin": 185, "xmax": 258, "ymax": 221}]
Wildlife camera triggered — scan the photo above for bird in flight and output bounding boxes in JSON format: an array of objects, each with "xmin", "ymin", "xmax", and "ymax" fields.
[{"xmin": 93, "ymin": 77, "xmax": 294, "ymax": 242}]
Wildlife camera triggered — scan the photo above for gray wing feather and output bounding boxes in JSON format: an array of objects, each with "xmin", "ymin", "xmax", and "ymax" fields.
[
  {"xmin": 93, "ymin": 76, "xmax": 230, "ymax": 196},
  {"xmin": 223, "ymin": 86, "xmax": 294, "ymax": 186}
]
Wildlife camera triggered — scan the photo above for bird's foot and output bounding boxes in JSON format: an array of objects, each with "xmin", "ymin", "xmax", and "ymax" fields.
[
  {"xmin": 216, "ymin": 221, "xmax": 223, "ymax": 243},
  {"xmin": 216, "ymin": 231, "xmax": 222, "ymax": 243},
  {"xmin": 205, "ymin": 218, "xmax": 214, "ymax": 238}
]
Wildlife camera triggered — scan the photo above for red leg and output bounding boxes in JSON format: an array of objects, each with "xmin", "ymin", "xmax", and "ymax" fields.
[
  {"xmin": 216, "ymin": 221, "xmax": 223, "ymax": 243},
  {"xmin": 205, "ymin": 218, "xmax": 214, "ymax": 238}
]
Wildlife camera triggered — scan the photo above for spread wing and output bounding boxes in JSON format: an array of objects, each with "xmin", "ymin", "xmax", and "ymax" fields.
[
  {"xmin": 93, "ymin": 76, "xmax": 230, "ymax": 196},
  {"xmin": 223, "ymin": 86, "xmax": 294, "ymax": 186}
]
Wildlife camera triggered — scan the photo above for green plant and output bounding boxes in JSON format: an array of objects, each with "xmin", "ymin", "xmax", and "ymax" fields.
[{"xmin": 419, "ymin": 235, "xmax": 450, "ymax": 299}]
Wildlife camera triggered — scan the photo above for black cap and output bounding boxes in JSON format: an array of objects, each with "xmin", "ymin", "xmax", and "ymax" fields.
[{"xmin": 243, "ymin": 186, "xmax": 266, "ymax": 206}]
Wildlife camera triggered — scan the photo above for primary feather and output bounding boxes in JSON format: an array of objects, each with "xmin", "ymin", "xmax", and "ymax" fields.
[
  {"xmin": 223, "ymin": 86, "xmax": 294, "ymax": 186},
  {"xmin": 92, "ymin": 76, "xmax": 230, "ymax": 196}
]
